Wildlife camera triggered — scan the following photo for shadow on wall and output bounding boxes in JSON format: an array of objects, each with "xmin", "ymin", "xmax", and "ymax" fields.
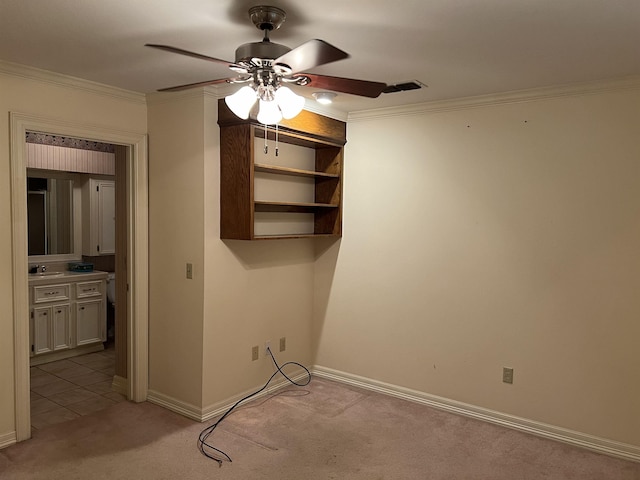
[
  {"xmin": 311, "ymin": 238, "xmax": 341, "ymax": 362},
  {"xmin": 218, "ymin": 236, "xmax": 341, "ymax": 364},
  {"xmin": 222, "ymin": 238, "xmax": 330, "ymax": 270}
]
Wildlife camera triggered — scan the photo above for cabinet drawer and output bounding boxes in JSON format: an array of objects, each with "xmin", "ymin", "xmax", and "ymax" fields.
[
  {"xmin": 33, "ymin": 284, "xmax": 71, "ymax": 304},
  {"xmin": 76, "ymin": 281, "xmax": 103, "ymax": 298}
]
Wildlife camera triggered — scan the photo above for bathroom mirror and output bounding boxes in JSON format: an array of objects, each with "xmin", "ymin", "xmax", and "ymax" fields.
[{"xmin": 27, "ymin": 176, "xmax": 74, "ymax": 256}]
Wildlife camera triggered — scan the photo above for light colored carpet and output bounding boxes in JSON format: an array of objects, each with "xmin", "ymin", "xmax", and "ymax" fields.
[{"xmin": 1, "ymin": 377, "xmax": 639, "ymax": 479}]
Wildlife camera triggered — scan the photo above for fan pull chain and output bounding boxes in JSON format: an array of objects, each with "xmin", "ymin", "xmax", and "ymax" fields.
[
  {"xmin": 275, "ymin": 123, "xmax": 279, "ymax": 157},
  {"xmin": 264, "ymin": 126, "xmax": 268, "ymax": 154}
]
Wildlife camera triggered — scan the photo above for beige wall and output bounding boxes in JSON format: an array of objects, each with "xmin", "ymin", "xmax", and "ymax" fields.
[
  {"xmin": 314, "ymin": 87, "xmax": 640, "ymax": 446},
  {"xmin": 4, "ymin": 60, "xmax": 638, "ymax": 453},
  {"xmin": 0, "ymin": 66, "xmax": 146, "ymax": 440},
  {"xmin": 147, "ymin": 92, "xmax": 207, "ymax": 407},
  {"xmin": 148, "ymin": 92, "xmax": 316, "ymax": 413},
  {"xmin": 201, "ymin": 94, "xmax": 315, "ymax": 406}
]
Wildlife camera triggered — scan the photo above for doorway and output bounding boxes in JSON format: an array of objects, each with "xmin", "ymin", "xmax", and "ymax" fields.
[{"xmin": 10, "ymin": 112, "xmax": 149, "ymax": 441}]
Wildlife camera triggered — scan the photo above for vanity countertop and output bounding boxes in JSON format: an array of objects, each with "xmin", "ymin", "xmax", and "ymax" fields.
[{"xmin": 28, "ymin": 270, "xmax": 108, "ymax": 284}]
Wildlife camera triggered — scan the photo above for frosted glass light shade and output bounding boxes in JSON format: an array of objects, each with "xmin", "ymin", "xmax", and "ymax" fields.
[
  {"xmin": 313, "ymin": 91, "xmax": 336, "ymax": 105},
  {"xmin": 225, "ymin": 86, "xmax": 257, "ymax": 119},
  {"xmin": 275, "ymin": 86, "xmax": 305, "ymax": 119},
  {"xmin": 257, "ymin": 99, "xmax": 283, "ymax": 125}
]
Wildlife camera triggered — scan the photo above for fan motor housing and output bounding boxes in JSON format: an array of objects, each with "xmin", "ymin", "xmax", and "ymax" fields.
[
  {"xmin": 248, "ymin": 5, "xmax": 286, "ymax": 31},
  {"xmin": 235, "ymin": 41, "xmax": 291, "ymax": 63}
]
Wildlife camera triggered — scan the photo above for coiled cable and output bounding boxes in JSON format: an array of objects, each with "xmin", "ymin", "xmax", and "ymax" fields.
[{"xmin": 197, "ymin": 346, "xmax": 311, "ymax": 466}]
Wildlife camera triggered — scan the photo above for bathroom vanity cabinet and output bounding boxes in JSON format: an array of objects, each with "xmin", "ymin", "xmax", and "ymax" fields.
[
  {"xmin": 32, "ymin": 293, "xmax": 71, "ymax": 355},
  {"xmin": 29, "ymin": 271, "xmax": 107, "ymax": 365}
]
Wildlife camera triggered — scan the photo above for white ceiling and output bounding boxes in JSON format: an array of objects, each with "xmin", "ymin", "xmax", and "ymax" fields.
[{"xmin": 1, "ymin": 0, "xmax": 639, "ymax": 114}]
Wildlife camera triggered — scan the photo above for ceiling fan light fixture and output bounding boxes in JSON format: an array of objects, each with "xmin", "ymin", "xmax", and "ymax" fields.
[
  {"xmin": 148, "ymin": 5, "xmax": 389, "ymax": 109},
  {"xmin": 257, "ymin": 98, "xmax": 283, "ymax": 125},
  {"xmin": 313, "ymin": 91, "xmax": 336, "ymax": 105},
  {"xmin": 225, "ymin": 85, "xmax": 257, "ymax": 119},
  {"xmin": 275, "ymin": 86, "xmax": 305, "ymax": 119},
  {"xmin": 226, "ymin": 82, "xmax": 305, "ymax": 124}
]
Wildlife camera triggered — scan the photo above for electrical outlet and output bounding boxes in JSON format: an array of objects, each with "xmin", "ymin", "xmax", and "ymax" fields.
[
  {"xmin": 265, "ymin": 340, "xmax": 271, "ymax": 358},
  {"xmin": 186, "ymin": 263, "xmax": 193, "ymax": 279},
  {"xmin": 251, "ymin": 345, "xmax": 259, "ymax": 361},
  {"xmin": 279, "ymin": 336, "xmax": 286, "ymax": 352},
  {"xmin": 503, "ymin": 367, "xmax": 514, "ymax": 384}
]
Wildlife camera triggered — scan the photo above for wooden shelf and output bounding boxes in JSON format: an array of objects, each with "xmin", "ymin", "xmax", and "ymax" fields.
[
  {"xmin": 254, "ymin": 201, "xmax": 339, "ymax": 213},
  {"xmin": 219, "ymin": 99, "xmax": 344, "ymax": 240},
  {"xmin": 254, "ymin": 126, "xmax": 344, "ymax": 149},
  {"xmin": 254, "ymin": 163, "xmax": 340, "ymax": 179},
  {"xmin": 218, "ymin": 99, "xmax": 347, "ymax": 147},
  {"xmin": 252, "ymin": 233, "xmax": 340, "ymax": 240}
]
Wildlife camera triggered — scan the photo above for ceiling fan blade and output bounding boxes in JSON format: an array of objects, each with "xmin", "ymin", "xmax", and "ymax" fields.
[
  {"xmin": 298, "ymin": 73, "xmax": 387, "ymax": 98},
  {"xmin": 157, "ymin": 77, "xmax": 230, "ymax": 92},
  {"xmin": 274, "ymin": 39, "xmax": 349, "ymax": 74},
  {"xmin": 145, "ymin": 44, "xmax": 233, "ymax": 67}
]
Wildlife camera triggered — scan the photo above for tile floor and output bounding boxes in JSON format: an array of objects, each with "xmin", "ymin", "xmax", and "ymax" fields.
[{"xmin": 30, "ymin": 346, "xmax": 126, "ymax": 430}]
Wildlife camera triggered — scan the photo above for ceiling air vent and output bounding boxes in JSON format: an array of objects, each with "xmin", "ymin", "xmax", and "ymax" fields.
[{"xmin": 382, "ymin": 80, "xmax": 426, "ymax": 94}]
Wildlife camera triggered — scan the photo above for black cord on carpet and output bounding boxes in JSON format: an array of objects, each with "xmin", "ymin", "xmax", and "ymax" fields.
[{"xmin": 197, "ymin": 346, "xmax": 311, "ymax": 466}]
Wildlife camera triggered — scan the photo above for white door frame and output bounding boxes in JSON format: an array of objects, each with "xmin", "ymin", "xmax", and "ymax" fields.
[{"xmin": 10, "ymin": 112, "xmax": 149, "ymax": 441}]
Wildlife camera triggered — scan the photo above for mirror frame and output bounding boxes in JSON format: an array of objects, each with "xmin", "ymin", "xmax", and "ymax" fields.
[{"xmin": 27, "ymin": 169, "xmax": 83, "ymax": 263}]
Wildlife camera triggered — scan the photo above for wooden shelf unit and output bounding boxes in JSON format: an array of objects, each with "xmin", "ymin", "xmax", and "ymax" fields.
[{"xmin": 218, "ymin": 99, "xmax": 346, "ymax": 240}]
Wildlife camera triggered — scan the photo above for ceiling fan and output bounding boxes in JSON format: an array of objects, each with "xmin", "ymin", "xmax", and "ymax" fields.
[{"xmin": 146, "ymin": 5, "xmax": 388, "ymax": 124}]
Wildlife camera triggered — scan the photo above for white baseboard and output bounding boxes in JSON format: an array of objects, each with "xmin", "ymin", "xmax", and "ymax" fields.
[
  {"xmin": 147, "ymin": 368, "xmax": 310, "ymax": 423},
  {"xmin": 0, "ymin": 431, "xmax": 17, "ymax": 450},
  {"xmin": 313, "ymin": 365, "xmax": 640, "ymax": 463},
  {"xmin": 146, "ymin": 390, "xmax": 203, "ymax": 422},
  {"xmin": 200, "ymin": 369, "xmax": 310, "ymax": 423}
]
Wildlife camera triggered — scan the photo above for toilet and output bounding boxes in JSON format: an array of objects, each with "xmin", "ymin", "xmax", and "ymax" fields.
[
  {"xmin": 106, "ymin": 272, "xmax": 116, "ymax": 341},
  {"xmin": 106, "ymin": 272, "xmax": 116, "ymax": 307}
]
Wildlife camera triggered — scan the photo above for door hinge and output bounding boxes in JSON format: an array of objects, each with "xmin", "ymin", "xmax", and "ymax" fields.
[
  {"xmin": 31, "ymin": 344, "xmax": 34, "ymax": 352},
  {"xmin": 97, "ymin": 185, "xmax": 99, "ymax": 192}
]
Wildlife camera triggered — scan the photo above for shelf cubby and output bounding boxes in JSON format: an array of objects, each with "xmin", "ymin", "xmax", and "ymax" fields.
[{"xmin": 219, "ymin": 99, "xmax": 346, "ymax": 240}]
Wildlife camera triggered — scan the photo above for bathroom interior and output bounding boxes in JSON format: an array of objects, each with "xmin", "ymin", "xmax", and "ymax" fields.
[{"xmin": 26, "ymin": 133, "xmax": 126, "ymax": 428}]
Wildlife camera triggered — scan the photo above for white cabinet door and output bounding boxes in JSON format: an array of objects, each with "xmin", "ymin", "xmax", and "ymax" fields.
[
  {"xmin": 82, "ymin": 179, "xmax": 115, "ymax": 256},
  {"xmin": 33, "ymin": 306, "xmax": 52, "ymax": 355},
  {"xmin": 33, "ymin": 303, "xmax": 71, "ymax": 355},
  {"xmin": 52, "ymin": 304, "xmax": 71, "ymax": 351},
  {"xmin": 98, "ymin": 181, "xmax": 115, "ymax": 254},
  {"xmin": 76, "ymin": 299, "xmax": 104, "ymax": 345}
]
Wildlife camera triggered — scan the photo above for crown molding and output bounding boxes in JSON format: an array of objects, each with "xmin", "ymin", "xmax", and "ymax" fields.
[
  {"xmin": 145, "ymin": 86, "xmax": 220, "ymax": 106},
  {"xmin": 0, "ymin": 60, "xmax": 146, "ymax": 105},
  {"xmin": 348, "ymin": 75, "xmax": 640, "ymax": 122},
  {"xmin": 302, "ymin": 101, "xmax": 348, "ymax": 122}
]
